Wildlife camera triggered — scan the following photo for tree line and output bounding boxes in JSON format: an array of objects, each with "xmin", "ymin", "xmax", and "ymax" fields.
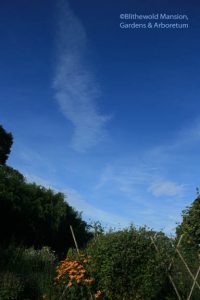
[{"xmin": 0, "ymin": 125, "xmax": 92, "ymax": 256}]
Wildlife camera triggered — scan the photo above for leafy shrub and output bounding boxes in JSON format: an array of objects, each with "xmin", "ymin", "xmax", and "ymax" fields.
[
  {"xmin": 0, "ymin": 272, "xmax": 23, "ymax": 300},
  {"xmin": 0, "ymin": 246, "xmax": 56, "ymax": 300},
  {"xmin": 169, "ymin": 234, "xmax": 200, "ymax": 300},
  {"xmin": 86, "ymin": 226, "xmax": 174, "ymax": 300}
]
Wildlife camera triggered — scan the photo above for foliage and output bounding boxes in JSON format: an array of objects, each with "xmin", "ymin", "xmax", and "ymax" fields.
[
  {"xmin": 0, "ymin": 246, "xmax": 56, "ymax": 300},
  {"xmin": 174, "ymin": 196, "xmax": 200, "ymax": 297},
  {"xmin": 169, "ymin": 242, "xmax": 200, "ymax": 300},
  {"xmin": 0, "ymin": 125, "xmax": 13, "ymax": 165},
  {"xmin": 86, "ymin": 226, "xmax": 174, "ymax": 300},
  {"xmin": 54, "ymin": 251, "xmax": 99, "ymax": 300},
  {"xmin": 176, "ymin": 196, "xmax": 200, "ymax": 250},
  {"xmin": 0, "ymin": 125, "xmax": 92, "ymax": 255},
  {"xmin": 0, "ymin": 165, "xmax": 91, "ymax": 255},
  {"xmin": 87, "ymin": 221, "xmax": 105, "ymax": 239},
  {"xmin": 0, "ymin": 272, "xmax": 23, "ymax": 300}
]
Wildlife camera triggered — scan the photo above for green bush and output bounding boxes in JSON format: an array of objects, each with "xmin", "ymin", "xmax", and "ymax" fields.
[
  {"xmin": 0, "ymin": 272, "xmax": 23, "ymax": 300},
  {"xmin": 169, "ymin": 234, "xmax": 200, "ymax": 300},
  {"xmin": 86, "ymin": 226, "xmax": 174, "ymax": 300},
  {"xmin": 0, "ymin": 246, "xmax": 56, "ymax": 300}
]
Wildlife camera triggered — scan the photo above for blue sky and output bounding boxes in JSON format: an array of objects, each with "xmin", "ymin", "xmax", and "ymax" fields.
[{"xmin": 1, "ymin": 0, "xmax": 200, "ymax": 234}]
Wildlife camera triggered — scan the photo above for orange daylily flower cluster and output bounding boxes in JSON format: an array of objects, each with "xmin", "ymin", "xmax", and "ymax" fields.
[
  {"xmin": 55, "ymin": 254, "xmax": 102, "ymax": 298},
  {"xmin": 55, "ymin": 254, "xmax": 94, "ymax": 286}
]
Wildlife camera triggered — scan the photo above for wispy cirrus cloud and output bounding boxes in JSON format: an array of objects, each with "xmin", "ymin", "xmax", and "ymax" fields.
[
  {"xmin": 53, "ymin": 1, "xmax": 109, "ymax": 152},
  {"xmin": 148, "ymin": 179, "xmax": 185, "ymax": 198},
  {"xmin": 149, "ymin": 118, "xmax": 200, "ymax": 159},
  {"xmin": 95, "ymin": 163, "xmax": 186, "ymax": 199}
]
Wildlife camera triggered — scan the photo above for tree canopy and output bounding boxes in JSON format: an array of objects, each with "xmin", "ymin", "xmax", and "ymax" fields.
[
  {"xmin": 0, "ymin": 165, "xmax": 91, "ymax": 255},
  {"xmin": 0, "ymin": 125, "xmax": 91, "ymax": 256},
  {"xmin": 0, "ymin": 125, "xmax": 13, "ymax": 165},
  {"xmin": 176, "ymin": 196, "xmax": 200, "ymax": 249}
]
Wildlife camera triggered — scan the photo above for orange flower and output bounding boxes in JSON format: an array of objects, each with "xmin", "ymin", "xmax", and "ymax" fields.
[
  {"xmin": 95, "ymin": 290, "xmax": 102, "ymax": 298},
  {"xmin": 85, "ymin": 277, "xmax": 94, "ymax": 283},
  {"xmin": 55, "ymin": 254, "xmax": 94, "ymax": 288},
  {"xmin": 67, "ymin": 281, "xmax": 72, "ymax": 287},
  {"xmin": 80, "ymin": 269, "xmax": 86, "ymax": 273},
  {"xmin": 76, "ymin": 274, "xmax": 84, "ymax": 279},
  {"xmin": 77, "ymin": 265, "xmax": 83, "ymax": 269}
]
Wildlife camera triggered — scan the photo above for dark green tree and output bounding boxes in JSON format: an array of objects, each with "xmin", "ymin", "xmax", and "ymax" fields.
[
  {"xmin": 176, "ymin": 195, "xmax": 200, "ymax": 249},
  {"xmin": 0, "ymin": 125, "xmax": 91, "ymax": 255},
  {"xmin": 0, "ymin": 125, "xmax": 13, "ymax": 165},
  {"xmin": 0, "ymin": 165, "xmax": 91, "ymax": 255}
]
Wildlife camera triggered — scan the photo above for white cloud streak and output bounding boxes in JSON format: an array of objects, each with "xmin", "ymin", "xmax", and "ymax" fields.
[
  {"xmin": 148, "ymin": 179, "xmax": 185, "ymax": 197},
  {"xmin": 53, "ymin": 1, "xmax": 109, "ymax": 152},
  {"xmin": 96, "ymin": 164, "xmax": 186, "ymax": 200},
  {"xmin": 95, "ymin": 118, "xmax": 200, "ymax": 201}
]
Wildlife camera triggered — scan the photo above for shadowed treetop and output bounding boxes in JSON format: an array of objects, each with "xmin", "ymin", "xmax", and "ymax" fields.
[{"xmin": 0, "ymin": 125, "xmax": 13, "ymax": 165}]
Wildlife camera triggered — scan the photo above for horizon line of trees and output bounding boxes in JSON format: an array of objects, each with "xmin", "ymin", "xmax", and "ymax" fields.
[
  {"xmin": 1, "ymin": 123, "xmax": 200, "ymax": 256},
  {"xmin": 0, "ymin": 124, "xmax": 92, "ymax": 256}
]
